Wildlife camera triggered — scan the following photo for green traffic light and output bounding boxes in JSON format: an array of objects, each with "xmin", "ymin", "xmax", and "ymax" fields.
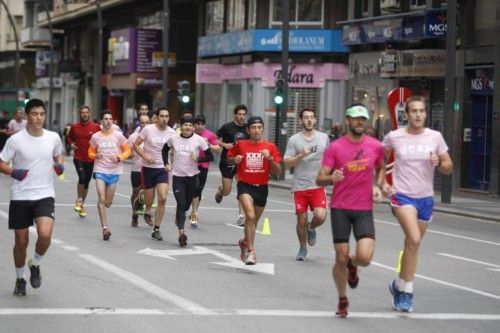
[
  {"xmin": 181, "ymin": 95, "xmax": 190, "ymax": 104},
  {"xmin": 274, "ymin": 95, "xmax": 283, "ymax": 105}
]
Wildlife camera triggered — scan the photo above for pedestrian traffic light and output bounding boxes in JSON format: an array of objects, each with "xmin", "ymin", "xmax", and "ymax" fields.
[
  {"xmin": 274, "ymin": 78, "xmax": 284, "ymax": 105},
  {"xmin": 177, "ymin": 80, "xmax": 191, "ymax": 105}
]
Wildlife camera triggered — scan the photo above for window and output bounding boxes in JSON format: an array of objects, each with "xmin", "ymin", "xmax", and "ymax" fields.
[
  {"xmin": 248, "ymin": 0, "xmax": 257, "ymax": 29},
  {"xmin": 410, "ymin": 0, "xmax": 426, "ymax": 9},
  {"xmin": 205, "ymin": 0, "xmax": 224, "ymax": 35},
  {"xmin": 227, "ymin": 0, "xmax": 245, "ymax": 32},
  {"xmin": 270, "ymin": 0, "xmax": 324, "ymax": 29}
]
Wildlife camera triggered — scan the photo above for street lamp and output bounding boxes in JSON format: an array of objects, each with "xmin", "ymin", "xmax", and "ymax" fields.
[
  {"xmin": 40, "ymin": 0, "xmax": 54, "ymax": 124},
  {"xmin": 0, "ymin": 0, "xmax": 21, "ymax": 100}
]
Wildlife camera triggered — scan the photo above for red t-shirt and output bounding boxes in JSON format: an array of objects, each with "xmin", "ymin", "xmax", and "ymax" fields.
[
  {"xmin": 228, "ymin": 139, "xmax": 282, "ymax": 185},
  {"xmin": 68, "ymin": 121, "xmax": 101, "ymax": 162}
]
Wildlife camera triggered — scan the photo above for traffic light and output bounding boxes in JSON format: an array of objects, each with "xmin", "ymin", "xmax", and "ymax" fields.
[
  {"xmin": 177, "ymin": 80, "xmax": 191, "ymax": 105},
  {"xmin": 274, "ymin": 78, "xmax": 284, "ymax": 105}
]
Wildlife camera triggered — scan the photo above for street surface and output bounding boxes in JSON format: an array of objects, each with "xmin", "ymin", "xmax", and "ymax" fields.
[{"xmin": 0, "ymin": 160, "xmax": 499, "ymax": 332}]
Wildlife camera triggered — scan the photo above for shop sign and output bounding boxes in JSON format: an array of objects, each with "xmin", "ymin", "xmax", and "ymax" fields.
[
  {"xmin": 342, "ymin": 19, "xmax": 403, "ymax": 45},
  {"xmin": 424, "ymin": 12, "xmax": 447, "ymax": 37},
  {"xmin": 349, "ymin": 52, "xmax": 381, "ymax": 78},
  {"xmin": 380, "ymin": 49, "xmax": 446, "ymax": 78},
  {"xmin": 469, "ymin": 68, "xmax": 494, "ymax": 94}
]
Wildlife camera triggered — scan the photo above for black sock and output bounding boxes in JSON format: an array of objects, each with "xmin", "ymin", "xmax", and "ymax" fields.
[{"xmin": 154, "ymin": 226, "xmax": 159, "ymax": 231}]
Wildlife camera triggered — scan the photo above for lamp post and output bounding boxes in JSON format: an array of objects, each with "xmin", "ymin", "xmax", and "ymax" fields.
[
  {"xmin": 0, "ymin": 0, "xmax": 21, "ymax": 102},
  {"xmin": 41, "ymin": 0, "xmax": 54, "ymax": 124},
  {"xmin": 162, "ymin": 0, "xmax": 170, "ymax": 105},
  {"xmin": 95, "ymin": 0, "xmax": 103, "ymax": 118}
]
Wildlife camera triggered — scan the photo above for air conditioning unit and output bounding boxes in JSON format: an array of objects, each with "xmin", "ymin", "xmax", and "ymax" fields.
[{"xmin": 380, "ymin": 0, "xmax": 400, "ymax": 10}]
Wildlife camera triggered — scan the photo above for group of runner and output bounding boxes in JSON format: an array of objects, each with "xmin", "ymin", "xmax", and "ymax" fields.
[{"xmin": 0, "ymin": 97, "xmax": 452, "ymax": 319}]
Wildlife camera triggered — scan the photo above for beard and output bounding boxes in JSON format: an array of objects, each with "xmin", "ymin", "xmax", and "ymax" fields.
[{"xmin": 349, "ymin": 125, "xmax": 364, "ymax": 138}]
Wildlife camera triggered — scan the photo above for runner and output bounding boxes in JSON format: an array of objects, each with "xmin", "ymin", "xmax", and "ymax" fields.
[
  {"xmin": 284, "ymin": 108, "xmax": 329, "ymax": 261},
  {"xmin": 316, "ymin": 104, "xmax": 385, "ymax": 317},
  {"xmin": 0, "ymin": 98, "xmax": 64, "ymax": 296},
  {"xmin": 189, "ymin": 114, "xmax": 221, "ymax": 227},
  {"xmin": 128, "ymin": 113, "xmax": 150, "ymax": 227},
  {"xmin": 7, "ymin": 108, "xmax": 27, "ymax": 135},
  {"xmin": 67, "ymin": 106, "xmax": 101, "ymax": 218},
  {"xmin": 133, "ymin": 107, "xmax": 177, "ymax": 240},
  {"xmin": 227, "ymin": 116, "xmax": 282, "ymax": 265},
  {"xmin": 382, "ymin": 95, "xmax": 453, "ymax": 312},
  {"xmin": 215, "ymin": 104, "xmax": 248, "ymax": 226},
  {"xmin": 162, "ymin": 116, "xmax": 213, "ymax": 246},
  {"xmin": 88, "ymin": 111, "xmax": 131, "ymax": 240}
]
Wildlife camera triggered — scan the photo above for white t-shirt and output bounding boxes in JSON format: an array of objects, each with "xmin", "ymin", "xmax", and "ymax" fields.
[
  {"xmin": 139, "ymin": 124, "xmax": 177, "ymax": 168},
  {"xmin": 383, "ymin": 128, "xmax": 448, "ymax": 198},
  {"xmin": 166, "ymin": 134, "xmax": 209, "ymax": 177},
  {"xmin": 8, "ymin": 119, "xmax": 27, "ymax": 134},
  {"xmin": 128, "ymin": 132, "xmax": 143, "ymax": 172},
  {"xmin": 0, "ymin": 129, "xmax": 63, "ymax": 200}
]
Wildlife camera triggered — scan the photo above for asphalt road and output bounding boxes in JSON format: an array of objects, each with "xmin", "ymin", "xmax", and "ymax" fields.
[{"xmin": 0, "ymin": 160, "xmax": 499, "ymax": 332}]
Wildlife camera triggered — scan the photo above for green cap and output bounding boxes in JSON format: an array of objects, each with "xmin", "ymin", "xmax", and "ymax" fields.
[{"xmin": 345, "ymin": 105, "xmax": 370, "ymax": 120}]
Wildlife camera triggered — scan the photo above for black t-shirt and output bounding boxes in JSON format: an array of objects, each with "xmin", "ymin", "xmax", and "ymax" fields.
[{"xmin": 216, "ymin": 121, "xmax": 248, "ymax": 164}]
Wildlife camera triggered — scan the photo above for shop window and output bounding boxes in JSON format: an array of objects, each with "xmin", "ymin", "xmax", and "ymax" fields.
[
  {"xmin": 205, "ymin": 0, "xmax": 224, "ymax": 35},
  {"xmin": 227, "ymin": 0, "xmax": 245, "ymax": 32},
  {"xmin": 270, "ymin": 0, "xmax": 324, "ymax": 29}
]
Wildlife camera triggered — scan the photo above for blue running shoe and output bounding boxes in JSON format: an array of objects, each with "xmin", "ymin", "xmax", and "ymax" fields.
[
  {"xmin": 389, "ymin": 280, "xmax": 403, "ymax": 311},
  {"xmin": 296, "ymin": 247, "xmax": 307, "ymax": 261},
  {"xmin": 399, "ymin": 292, "xmax": 413, "ymax": 312},
  {"xmin": 307, "ymin": 223, "xmax": 317, "ymax": 246}
]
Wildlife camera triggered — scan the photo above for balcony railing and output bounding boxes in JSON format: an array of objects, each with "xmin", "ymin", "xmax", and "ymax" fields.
[{"xmin": 20, "ymin": 27, "xmax": 51, "ymax": 48}]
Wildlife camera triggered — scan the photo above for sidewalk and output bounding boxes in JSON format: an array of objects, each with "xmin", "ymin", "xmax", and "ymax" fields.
[{"xmin": 268, "ymin": 178, "xmax": 500, "ymax": 223}]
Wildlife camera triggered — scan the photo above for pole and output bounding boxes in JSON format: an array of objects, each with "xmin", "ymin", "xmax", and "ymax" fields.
[
  {"xmin": 0, "ymin": 0, "xmax": 20, "ymax": 96},
  {"xmin": 41, "ymin": 0, "xmax": 54, "ymax": 124},
  {"xmin": 162, "ymin": 0, "xmax": 170, "ymax": 106},
  {"xmin": 278, "ymin": 0, "xmax": 290, "ymax": 180},
  {"xmin": 442, "ymin": 0, "xmax": 456, "ymax": 203},
  {"xmin": 95, "ymin": 0, "xmax": 103, "ymax": 118}
]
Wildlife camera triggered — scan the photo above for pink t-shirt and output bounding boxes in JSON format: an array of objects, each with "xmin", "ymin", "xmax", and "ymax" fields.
[
  {"xmin": 321, "ymin": 135, "xmax": 384, "ymax": 210},
  {"xmin": 167, "ymin": 134, "xmax": 209, "ymax": 177},
  {"xmin": 90, "ymin": 130, "xmax": 128, "ymax": 175},
  {"xmin": 139, "ymin": 124, "xmax": 177, "ymax": 168},
  {"xmin": 197, "ymin": 129, "xmax": 218, "ymax": 169},
  {"xmin": 383, "ymin": 128, "xmax": 448, "ymax": 198},
  {"xmin": 128, "ymin": 132, "xmax": 142, "ymax": 172}
]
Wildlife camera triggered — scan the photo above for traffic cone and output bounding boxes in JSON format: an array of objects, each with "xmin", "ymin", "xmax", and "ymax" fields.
[
  {"xmin": 396, "ymin": 250, "xmax": 404, "ymax": 273},
  {"xmin": 261, "ymin": 217, "xmax": 271, "ymax": 235}
]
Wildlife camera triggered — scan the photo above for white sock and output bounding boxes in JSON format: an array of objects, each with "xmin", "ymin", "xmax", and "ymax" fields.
[
  {"xmin": 403, "ymin": 281, "xmax": 414, "ymax": 293},
  {"xmin": 397, "ymin": 277, "xmax": 406, "ymax": 291},
  {"xmin": 16, "ymin": 266, "xmax": 26, "ymax": 279},
  {"xmin": 31, "ymin": 252, "xmax": 43, "ymax": 266}
]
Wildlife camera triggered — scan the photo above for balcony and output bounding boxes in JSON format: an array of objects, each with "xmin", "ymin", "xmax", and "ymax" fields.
[
  {"xmin": 20, "ymin": 28, "xmax": 51, "ymax": 48},
  {"xmin": 54, "ymin": 0, "xmax": 91, "ymax": 16}
]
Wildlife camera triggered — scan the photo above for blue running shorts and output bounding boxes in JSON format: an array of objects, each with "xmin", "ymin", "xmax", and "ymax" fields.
[
  {"xmin": 94, "ymin": 172, "xmax": 120, "ymax": 185},
  {"xmin": 390, "ymin": 193, "xmax": 434, "ymax": 222}
]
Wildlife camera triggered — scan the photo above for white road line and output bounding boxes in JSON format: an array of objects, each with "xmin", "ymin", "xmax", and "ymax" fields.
[
  {"xmin": 0, "ymin": 308, "xmax": 499, "ymax": 320},
  {"xmin": 375, "ymin": 219, "xmax": 500, "ymax": 247},
  {"xmin": 370, "ymin": 260, "xmax": 500, "ymax": 300},
  {"xmin": 225, "ymin": 223, "xmax": 261, "ymax": 233},
  {"xmin": 437, "ymin": 253, "xmax": 500, "ymax": 269},
  {"xmin": 79, "ymin": 254, "xmax": 213, "ymax": 315}
]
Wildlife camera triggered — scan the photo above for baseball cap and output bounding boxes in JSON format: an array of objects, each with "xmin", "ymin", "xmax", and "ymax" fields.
[
  {"xmin": 345, "ymin": 104, "xmax": 370, "ymax": 120},
  {"xmin": 246, "ymin": 116, "xmax": 264, "ymax": 127}
]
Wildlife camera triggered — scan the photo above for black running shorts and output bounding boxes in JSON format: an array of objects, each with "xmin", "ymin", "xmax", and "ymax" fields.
[
  {"xmin": 237, "ymin": 182, "xmax": 268, "ymax": 207},
  {"xmin": 9, "ymin": 197, "xmax": 55, "ymax": 230},
  {"xmin": 330, "ymin": 208, "xmax": 375, "ymax": 243}
]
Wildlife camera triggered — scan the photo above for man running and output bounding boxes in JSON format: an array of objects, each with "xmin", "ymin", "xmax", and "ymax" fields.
[
  {"xmin": 383, "ymin": 95, "xmax": 452, "ymax": 312},
  {"xmin": 7, "ymin": 108, "xmax": 27, "ymax": 135},
  {"xmin": 189, "ymin": 114, "xmax": 221, "ymax": 227},
  {"xmin": 215, "ymin": 104, "xmax": 248, "ymax": 226},
  {"xmin": 134, "ymin": 107, "xmax": 176, "ymax": 241},
  {"xmin": 316, "ymin": 104, "xmax": 384, "ymax": 317},
  {"xmin": 67, "ymin": 106, "xmax": 101, "ymax": 218},
  {"xmin": 284, "ymin": 108, "xmax": 329, "ymax": 261},
  {"xmin": 128, "ymin": 113, "xmax": 150, "ymax": 227},
  {"xmin": 227, "ymin": 116, "xmax": 282, "ymax": 265},
  {"xmin": 0, "ymin": 98, "xmax": 64, "ymax": 296},
  {"xmin": 88, "ymin": 111, "xmax": 131, "ymax": 240},
  {"xmin": 162, "ymin": 116, "xmax": 213, "ymax": 246}
]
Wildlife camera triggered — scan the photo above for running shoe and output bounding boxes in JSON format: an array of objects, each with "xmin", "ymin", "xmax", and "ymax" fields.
[
  {"xmin": 307, "ymin": 222, "xmax": 317, "ymax": 246},
  {"xmin": 28, "ymin": 259, "xmax": 41, "ymax": 289},
  {"xmin": 190, "ymin": 213, "xmax": 198, "ymax": 228},
  {"xmin": 215, "ymin": 186, "xmax": 223, "ymax": 204},
  {"xmin": 102, "ymin": 227, "xmax": 111, "ymax": 240},
  {"xmin": 245, "ymin": 250, "xmax": 256, "ymax": 265},
  {"xmin": 335, "ymin": 297, "xmax": 349, "ymax": 318},
  {"xmin": 151, "ymin": 229, "xmax": 163, "ymax": 241},
  {"xmin": 238, "ymin": 238, "xmax": 247, "ymax": 262},
  {"xmin": 78, "ymin": 206, "xmax": 87, "ymax": 218},
  {"xmin": 131, "ymin": 214, "xmax": 139, "ymax": 227},
  {"xmin": 296, "ymin": 247, "xmax": 307, "ymax": 261},
  {"xmin": 74, "ymin": 200, "xmax": 82, "ymax": 212},
  {"xmin": 389, "ymin": 280, "xmax": 403, "ymax": 311},
  {"xmin": 178, "ymin": 233, "xmax": 188, "ymax": 247},
  {"xmin": 13, "ymin": 278, "xmax": 26, "ymax": 296},
  {"xmin": 347, "ymin": 256, "xmax": 359, "ymax": 289},
  {"xmin": 144, "ymin": 213, "xmax": 154, "ymax": 226},
  {"xmin": 399, "ymin": 291, "xmax": 414, "ymax": 312},
  {"xmin": 235, "ymin": 214, "xmax": 245, "ymax": 227}
]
